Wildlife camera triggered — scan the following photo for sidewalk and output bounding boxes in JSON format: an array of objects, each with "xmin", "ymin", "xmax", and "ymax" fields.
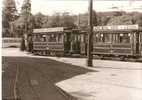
[
  {"xmin": 2, "ymin": 48, "xmax": 142, "ymax": 100},
  {"xmin": 51, "ymin": 57, "xmax": 142, "ymax": 100}
]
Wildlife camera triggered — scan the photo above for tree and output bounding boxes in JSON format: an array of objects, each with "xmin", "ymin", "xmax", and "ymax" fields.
[
  {"xmin": 21, "ymin": 0, "xmax": 32, "ymax": 34},
  {"xmin": 100, "ymin": 16, "xmax": 111, "ymax": 25},
  {"xmin": 33, "ymin": 12, "xmax": 45, "ymax": 28},
  {"xmin": 41, "ymin": 16, "xmax": 49, "ymax": 28},
  {"xmin": 47, "ymin": 13, "xmax": 61, "ymax": 27},
  {"xmin": 14, "ymin": 0, "xmax": 33, "ymax": 36},
  {"xmin": 77, "ymin": 13, "xmax": 88, "ymax": 31},
  {"xmin": 2, "ymin": 0, "xmax": 17, "ymax": 37},
  {"xmin": 14, "ymin": 0, "xmax": 34, "ymax": 51},
  {"xmin": 107, "ymin": 15, "xmax": 133, "ymax": 25},
  {"xmin": 60, "ymin": 12, "xmax": 76, "ymax": 28},
  {"xmin": 45, "ymin": 12, "xmax": 76, "ymax": 28},
  {"xmin": 75, "ymin": 11, "xmax": 97, "ymax": 31},
  {"xmin": 132, "ymin": 13, "xmax": 142, "ymax": 26}
]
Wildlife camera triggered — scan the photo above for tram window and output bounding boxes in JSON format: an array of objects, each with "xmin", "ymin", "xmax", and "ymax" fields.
[
  {"xmin": 74, "ymin": 35, "xmax": 77, "ymax": 42},
  {"xmin": 81, "ymin": 35, "xmax": 84, "ymax": 42},
  {"xmin": 48, "ymin": 34, "xmax": 57, "ymax": 42},
  {"xmin": 104, "ymin": 34, "xmax": 111, "ymax": 43},
  {"xmin": 42, "ymin": 35, "xmax": 46, "ymax": 42},
  {"xmin": 33, "ymin": 35, "xmax": 41, "ymax": 41},
  {"xmin": 75, "ymin": 35, "xmax": 80, "ymax": 42},
  {"xmin": 119, "ymin": 33, "xmax": 130, "ymax": 43},
  {"xmin": 78, "ymin": 35, "xmax": 81, "ymax": 41},
  {"xmin": 95, "ymin": 33, "xmax": 102, "ymax": 42},
  {"xmin": 58, "ymin": 34, "xmax": 63, "ymax": 43},
  {"xmin": 95, "ymin": 33, "xmax": 111, "ymax": 43}
]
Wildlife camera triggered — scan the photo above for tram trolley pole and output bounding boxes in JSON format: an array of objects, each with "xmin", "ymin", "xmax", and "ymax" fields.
[{"xmin": 87, "ymin": 0, "xmax": 93, "ymax": 67}]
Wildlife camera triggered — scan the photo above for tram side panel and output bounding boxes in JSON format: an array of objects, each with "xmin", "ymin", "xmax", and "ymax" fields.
[
  {"xmin": 93, "ymin": 33, "xmax": 112, "ymax": 56},
  {"xmin": 111, "ymin": 33, "xmax": 134, "ymax": 56},
  {"xmin": 32, "ymin": 34, "xmax": 47, "ymax": 55},
  {"xmin": 92, "ymin": 32, "xmax": 135, "ymax": 57}
]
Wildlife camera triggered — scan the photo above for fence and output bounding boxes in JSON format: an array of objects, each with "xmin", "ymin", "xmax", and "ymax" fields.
[{"xmin": 2, "ymin": 38, "xmax": 21, "ymax": 48}]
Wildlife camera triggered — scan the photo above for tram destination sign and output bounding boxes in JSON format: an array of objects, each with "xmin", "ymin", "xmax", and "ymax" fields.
[{"xmin": 93, "ymin": 24, "xmax": 139, "ymax": 31}]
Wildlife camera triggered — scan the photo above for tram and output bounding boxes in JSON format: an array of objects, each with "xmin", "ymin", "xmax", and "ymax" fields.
[
  {"xmin": 32, "ymin": 27, "xmax": 86, "ymax": 56},
  {"xmin": 31, "ymin": 25, "xmax": 142, "ymax": 60},
  {"xmin": 93, "ymin": 24, "xmax": 142, "ymax": 59}
]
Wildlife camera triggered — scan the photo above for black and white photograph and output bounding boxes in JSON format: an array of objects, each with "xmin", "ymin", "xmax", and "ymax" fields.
[{"xmin": 2, "ymin": 0, "xmax": 142, "ymax": 100}]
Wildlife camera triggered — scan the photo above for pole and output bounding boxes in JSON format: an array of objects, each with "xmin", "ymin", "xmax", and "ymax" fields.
[{"xmin": 87, "ymin": 0, "xmax": 93, "ymax": 67}]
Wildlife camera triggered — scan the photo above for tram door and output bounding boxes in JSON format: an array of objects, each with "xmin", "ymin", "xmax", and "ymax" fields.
[
  {"xmin": 64, "ymin": 32, "xmax": 71, "ymax": 54},
  {"xmin": 134, "ymin": 32, "xmax": 140, "ymax": 55},
  {"xmin": 72, "ymin": 34, "xmax": 81, "ymax": 54},
  {"xmin": 80, "ymin": 33, "xmax": 87, "ymax": 55}
]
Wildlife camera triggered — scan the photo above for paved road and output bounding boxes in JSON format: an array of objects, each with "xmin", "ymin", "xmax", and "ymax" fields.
[{"xmin": 2, "ymin": 56, "xmax": 94, "ymax": 100}]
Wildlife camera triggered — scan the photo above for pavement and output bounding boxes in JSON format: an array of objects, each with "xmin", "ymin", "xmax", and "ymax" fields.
[{"xmin": 2, "ymin": 48, "xmax": 142, "ymax": 100}]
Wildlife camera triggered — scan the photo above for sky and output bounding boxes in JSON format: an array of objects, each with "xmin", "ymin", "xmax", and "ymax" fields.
[{"xmin": 15, "ymin": 0, "xmax": 142, "ymax": 15}]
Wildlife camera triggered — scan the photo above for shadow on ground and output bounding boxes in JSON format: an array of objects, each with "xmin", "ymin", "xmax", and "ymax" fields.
[
  {"xmin": 2, "ymin": 56, "xmax": 97, "ymax": 100},
  {"xmin": 3, "ymin": 56, "xmax": 96, "ymax": 83}
]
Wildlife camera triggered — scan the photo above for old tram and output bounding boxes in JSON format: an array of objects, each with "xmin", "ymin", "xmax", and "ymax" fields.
[
  {"xmin": 92, "ymin": 24, "xmax": 142, "ymax": 59},
  {"xmin": 32, "ymin": 27, "xmax": 86, "ymax": 56}
]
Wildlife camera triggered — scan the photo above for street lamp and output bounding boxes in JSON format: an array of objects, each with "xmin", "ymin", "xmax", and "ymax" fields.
[{"xmin": 87, "ymin": 0, "xmax": 93, "ymax": 67}]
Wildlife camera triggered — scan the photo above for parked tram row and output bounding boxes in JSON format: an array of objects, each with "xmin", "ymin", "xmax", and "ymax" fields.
[{"xmin": 28, "ymin": 24, "xmax": 142, "ymax": 59}]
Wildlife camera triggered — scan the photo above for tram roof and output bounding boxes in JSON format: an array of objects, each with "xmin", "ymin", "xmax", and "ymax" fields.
[
  {"xmin": 33, "ymin": 27, "xmax": 70, "ymax": 33},
  {"xmin": 93, "ymin": 24, "xmax": 142, "ymax": 33},
  {"xmin": 33, "ymin": 27, "xmax": 86, "ymax": 34}
]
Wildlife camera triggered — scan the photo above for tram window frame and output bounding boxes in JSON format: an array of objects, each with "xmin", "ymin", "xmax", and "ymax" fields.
[
  {"xmin": 78, "ymin": 34, "xmax": 81, "ymax": 42},
  {"xmin": 111, "ymin": 33, "xmax": 131, "ymax": 44},
  {"xmin": 33, "ymin": 34, "xmax": 42, "ymax": 42},
  {"xmin": 94, "ymin": 33, "xmax": 112, "ymax": 43},
  {"xmin": 57, "ymin": 33, "xmax": 63, "ymax": 43},
  {"xmin": 103, "ymin": 33, "xmax": 112, "ymax": 43},
  {"xmin": 41, "ymin": 34, "xmax": 46, "ymax": 42},
  {"xmin": 80, "ymin": 35, "xmax": 83, "ymax": 42},
  {"xmin": 74, "ymin": 34, "xmax": 81, "ymax": 42},
  {"xmin": 119, "ymin": 33, "xmax": 131, "ymax": 43},
  {"xmin": 48, "ymin": 33, "xmax": 58, "ymax": 42},
  {"xmin": 80, "ymin": 34, "xmax": 85, "ymax": 42},
  {"xmin": 94, "ymin": 33, "xmax": 102, "ymax": 43}
]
